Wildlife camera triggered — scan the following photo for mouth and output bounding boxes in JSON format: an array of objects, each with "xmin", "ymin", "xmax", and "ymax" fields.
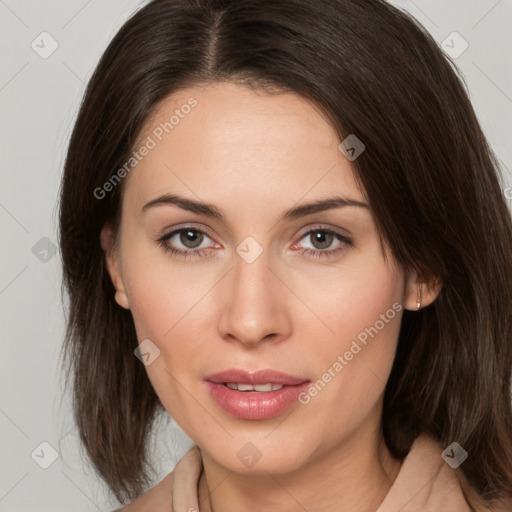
[{"xmin": 204, "ymin": 368, "xmax": 311, "ymax": 420}]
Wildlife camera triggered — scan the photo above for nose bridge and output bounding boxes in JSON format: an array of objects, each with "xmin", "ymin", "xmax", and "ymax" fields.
[
  {"xmin": 217, "ymin": 236, "xmax": 290, "ymax": 346},
  {"xmin": 233, "ymin": 240, "xmax": 271, "ymax": 301}
]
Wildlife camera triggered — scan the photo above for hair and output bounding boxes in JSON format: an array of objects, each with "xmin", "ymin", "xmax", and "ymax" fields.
[{"xmin": 58, "ymin": 0, "xmax": 512, "ymax": 508}]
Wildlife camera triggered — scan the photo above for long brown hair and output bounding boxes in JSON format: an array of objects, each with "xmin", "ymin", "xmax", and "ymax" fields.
[{"xmin": 58, "ymin": 0, "xmax": 512, "ymax": 508}]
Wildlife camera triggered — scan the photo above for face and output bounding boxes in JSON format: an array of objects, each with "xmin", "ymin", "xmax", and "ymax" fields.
[{"xmin": 103, "ymin": 81, "xmax": 424, "ymax": 474}]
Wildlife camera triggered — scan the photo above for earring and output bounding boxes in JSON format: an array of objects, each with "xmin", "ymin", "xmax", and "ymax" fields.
[{"xmin": 416, "ymin": 287, "xmax": 422, "ymax": 310}]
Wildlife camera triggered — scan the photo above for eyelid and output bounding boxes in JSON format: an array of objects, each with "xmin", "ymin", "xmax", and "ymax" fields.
[{"xmin": 294, "ymin": 223, "xmax": 352, "ymax": 240}]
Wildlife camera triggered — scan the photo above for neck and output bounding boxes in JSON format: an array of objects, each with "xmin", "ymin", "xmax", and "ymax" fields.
[{"xmin": 197, "ymin": 419, "xmax": 402, "ymax": 512}]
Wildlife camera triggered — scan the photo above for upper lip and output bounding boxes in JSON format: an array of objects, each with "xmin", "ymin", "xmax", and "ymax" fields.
[{"xmin": 205, "ymin": 368, "xmax": 310, "ymax": 386}]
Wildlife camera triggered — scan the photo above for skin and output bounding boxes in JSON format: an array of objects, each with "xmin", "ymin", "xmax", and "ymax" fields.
[{"xmin": 102, "ymin": 81, "xmax": 440, "ymax": 511}]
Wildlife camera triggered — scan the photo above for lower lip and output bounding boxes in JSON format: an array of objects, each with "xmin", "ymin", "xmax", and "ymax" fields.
[{"xmin": 205, "ymin": 381, "xmax": 311, "ymax": 420}]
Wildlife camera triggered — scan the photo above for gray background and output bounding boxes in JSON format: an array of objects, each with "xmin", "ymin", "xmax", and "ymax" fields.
[{"xmin": 1, "ymin": 0, "xmax": 511, "ymax": 510}]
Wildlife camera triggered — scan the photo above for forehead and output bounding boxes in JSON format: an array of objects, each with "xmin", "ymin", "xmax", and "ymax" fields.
[{"xmin": 123, "ymin": 81, "xmax": 365, "ymax": 213}]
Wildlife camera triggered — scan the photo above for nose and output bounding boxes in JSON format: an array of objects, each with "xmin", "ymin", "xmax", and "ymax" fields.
[{"xmin": 217, "ymin": 244, "xmax": 292, "ymax": 348}]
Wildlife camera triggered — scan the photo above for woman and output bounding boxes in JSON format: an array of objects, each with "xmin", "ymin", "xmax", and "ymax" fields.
[{"xmin": 58, "ymin": 0, "xmax": 512, "ymax": 511}]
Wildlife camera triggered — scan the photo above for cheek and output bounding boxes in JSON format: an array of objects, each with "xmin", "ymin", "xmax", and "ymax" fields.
[
  {"xmin": 298, "ymin": 244, "xmax": 404, "ymax": 352},
  {"xmin": 294, "ymin": 251, "xmax": 404, "ymax": 429},
  {"xmin": 119, "ymin": 235, "xmax": 214, "ymax": 402},
  {"xmin": 120, "ymin": 249, "xmax": 206, "ymax": 419},
  {"xmin": 119, "ymin": 229, "xmax": 198, "ymax": 340}
]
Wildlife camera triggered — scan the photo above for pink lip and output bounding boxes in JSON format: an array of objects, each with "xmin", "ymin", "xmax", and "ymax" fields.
[{"xmin": 204, "ymin": 368, "xmax": 310, "ymax": 420}]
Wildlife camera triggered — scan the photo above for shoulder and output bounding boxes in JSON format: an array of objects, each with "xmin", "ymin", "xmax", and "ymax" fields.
[{"xmin": 118, "ymin": 470, "xmax": 175, "ymax": 512}]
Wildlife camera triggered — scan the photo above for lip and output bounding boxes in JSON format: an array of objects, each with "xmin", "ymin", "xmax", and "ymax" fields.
[
  {"xmin": 204, "ymin": 368, "xmax": 309, "ymax": 386},
  {"xmin": 204, "ymin": 368, "xmax": 311, "ymax": 420}
]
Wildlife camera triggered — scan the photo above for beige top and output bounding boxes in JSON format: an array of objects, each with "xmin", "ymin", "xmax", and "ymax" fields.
[
  {"xmin": 114, "ymin": 433, "xmax": 512, "ymax": 511},
  {"xmin": 172, "ymin": 434, "xmax": 472, "ymax": 512}
]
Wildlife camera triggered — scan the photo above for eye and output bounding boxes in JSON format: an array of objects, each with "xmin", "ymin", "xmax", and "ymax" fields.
[
  {"xmin": 157, "ymin": 225, "xmax": 353, "ymax": 260},
  {"xmin": 292, "ymin": 227, "xmax": 353, "ymax": 259},
  {"xmin": 157, "ymin": 226, "xmax": 217, "ymax": 259}
]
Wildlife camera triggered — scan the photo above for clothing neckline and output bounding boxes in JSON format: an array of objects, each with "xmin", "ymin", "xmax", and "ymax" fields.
[{"xmin": 171, "ymin": 434, "xmax": 473, "ymax": 512}]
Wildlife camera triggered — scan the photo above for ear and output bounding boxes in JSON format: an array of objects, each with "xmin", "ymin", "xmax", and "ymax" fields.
[
  {"xmin": 100, "ymin": 223, "xmax": 130, "ymax": 310},
  {"xmin": 403, "ymin": 269, "xmax": 442, "ymax": 311}
]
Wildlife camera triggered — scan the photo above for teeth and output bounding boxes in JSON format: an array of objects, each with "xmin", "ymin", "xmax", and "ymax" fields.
[{"xmin": 225, "ymin": 383, "xmax": 284, "ymax": 392}]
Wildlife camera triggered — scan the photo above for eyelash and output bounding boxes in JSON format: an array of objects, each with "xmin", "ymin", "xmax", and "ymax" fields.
[{"xmin": 156, "ymin": 225, "xmax": 353, "ymax": 260}]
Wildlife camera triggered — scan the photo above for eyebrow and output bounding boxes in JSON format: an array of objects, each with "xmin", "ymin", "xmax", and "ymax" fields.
[{"xmin": 141, "ymin": 193, "xmax": 369, "ymax": 221}]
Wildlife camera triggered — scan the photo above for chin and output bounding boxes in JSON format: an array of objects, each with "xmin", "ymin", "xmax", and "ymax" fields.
[{"xmin": 201, "ymin": 437, "xmax": 313, "ymax": 476}]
